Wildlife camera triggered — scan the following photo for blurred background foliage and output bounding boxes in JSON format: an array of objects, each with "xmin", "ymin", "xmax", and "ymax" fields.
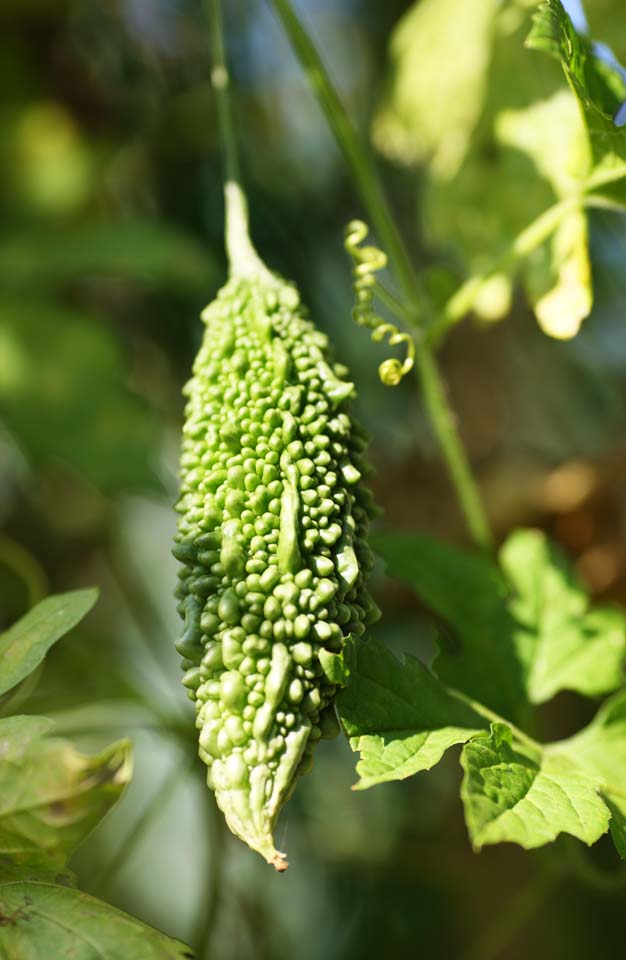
[{"xmin": 1, "ymin": 0, "xmax": 626, "ymax": 957}]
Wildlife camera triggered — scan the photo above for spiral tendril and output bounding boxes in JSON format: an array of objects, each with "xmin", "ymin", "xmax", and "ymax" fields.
[{"xmin": 344, "ymin": 220, "xmax": 415, "ymax": 387}]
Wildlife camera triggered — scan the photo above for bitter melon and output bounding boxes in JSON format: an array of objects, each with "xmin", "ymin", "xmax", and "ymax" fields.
[{"xmin": 174, "ymin": 271, "xmax": 377, "ymax": 870}]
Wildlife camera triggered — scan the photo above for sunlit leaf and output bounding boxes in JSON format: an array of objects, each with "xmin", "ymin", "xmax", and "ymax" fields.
[
  {"xmin": 373, "ymin": 0, "xmax": 500, "ymax": 178},
  {"xmin": 461, "ymin": 723, "xmax": 610, "ymax": 849},
  {"xmin": 501, "ymin": 529, "xmax": 626, "ymax": 703},
  {"xmin": 496, "ymin": 89, "xmax": 590, "ymax": 196},
  {"xmin": 532, "ymin": 209, "xmax": 592, "ymax": 338}
]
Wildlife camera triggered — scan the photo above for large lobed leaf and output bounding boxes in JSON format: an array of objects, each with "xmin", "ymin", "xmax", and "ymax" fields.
[
  {"xmin": 501, "ymin": 529, "xmax": 626, "ymax": 704},
  {"xmin": 338, "ymin": 639, "xmax": 485, "ymax": 789},
  {"xmin": 374, "ymin": 528, "xmax": 626, "ymax": 713},
  {"xmin": 339, "ymin": 641, "xmax": 626, "ymax": 854},
  {"xmin": 462, "ymin": 694, "xmax": 626, "ymax": 856},
  {"xmin": 461, "ymin": 723, "xmax": 610, "ymax": 850}
]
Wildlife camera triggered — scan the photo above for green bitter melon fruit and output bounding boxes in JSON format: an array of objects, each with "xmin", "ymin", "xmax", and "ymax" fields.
[{"xmin": 174, "ymin": 271, "xmax": 378, "ymax": 870}]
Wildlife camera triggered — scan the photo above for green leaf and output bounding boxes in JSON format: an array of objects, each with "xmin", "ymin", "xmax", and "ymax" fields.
[
  {"xmin": 338, "ymin": 638, "xmax": 485, "ymax": 789},
  {"xmin": 496, "ymin": 88, "xmax": 591, "ymax": 197},
  {"xmin": 496, "ymin": 90, "xmax": 595, "ymax": 338},
  {"xmin": 0, "ymin": 716, "xmax": 132, "ymax": 871},
  {"xmin": 373, "ymin": 0, "xmax": 500, "ymax": 178},
  {"xmin": 420, "ymin": 3, "xmax": 563, "ymax": 324},
  {"xmin": 527, "ymin": 0, "xmax": 626, "ymax": 188},
  {"xmin": 501, "ymin": 529, "xmax": 626, "ymax": 704},
  {"xmin": 0, "ymin": 300, "xmax": 162, "ymax": 492},
  {"xmin": 0, "ymin": 882, "xmax": 193, "ymax": 959},
  {"xmin": 461, "ymin": 723, "xmax": 610, "ymax": 850},
  {"xmin": 418, "ymin": 1, "xmax": 626, "ymax": 338},
  {"xmin": 0, "ymin": 590, "xmax": 98, "ymax": 697},
  {"xmin": 557, "ymin": 692, "xmax": 626, "ymax": 858},
  {"xmin": 373, "ymin": 531, "xmax": 526, "ymax": 719},
  {"xmin": 319, "ymin": 647, "xmax": 350, "ymax": 686},
  {"xmin": 375, "ymin": 528, "xmax": 626, "ymax": 710}
]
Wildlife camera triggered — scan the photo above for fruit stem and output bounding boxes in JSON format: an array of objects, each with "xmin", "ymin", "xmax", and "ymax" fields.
[{"xmin": 206, "ymin": 0, "xmax": 274, "ymax": 282}]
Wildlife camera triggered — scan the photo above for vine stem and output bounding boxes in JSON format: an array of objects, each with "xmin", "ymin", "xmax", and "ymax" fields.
[
  {"xmin": 268, "ymin": 0, "xmax": 493, "ymax": 552},
  {"xmin": 447, "ymin": 686, "xmax": 542, "ymax": 753},
  {"xmin": 205, "ymin": 0, "xmax": 273, "ymax": 282}
]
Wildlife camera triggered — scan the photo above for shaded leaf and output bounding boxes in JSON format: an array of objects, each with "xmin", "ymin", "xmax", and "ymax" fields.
[
  {"xmin": 375, "ymin": 528, "xmax": 626, "ymax": 710},
  {"xmin": 0, "ymin": 716, "xmax": 132, "ymax": 871},
  {"xmin": 0, "ymin": 590, "xmax": 98, "ymax": 697},
  {"xmin": 338, "ymin": 638, "xmax": 484, "ymax": 789},
  {"xmin": 0, "ymin": 882, "xmax": 193, "ymax": 959},
  {"xmin": 461, "ymin": 723, "xmax": 610, "ymax": 849},
  {"xmin": 373, "ymin": 531, "xmax": 526, "ymax": 719}
]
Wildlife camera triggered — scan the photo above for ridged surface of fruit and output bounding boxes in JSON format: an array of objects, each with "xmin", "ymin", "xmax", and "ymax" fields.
[{"xmin": 174, "ymin": 274, "xmax": 377, "ymax": 869}]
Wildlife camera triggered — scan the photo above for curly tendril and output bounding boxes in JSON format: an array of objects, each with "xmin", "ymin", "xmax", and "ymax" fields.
[{"xmin": 344, "ymin": 220, "xmax": 415, "ymax": 387}]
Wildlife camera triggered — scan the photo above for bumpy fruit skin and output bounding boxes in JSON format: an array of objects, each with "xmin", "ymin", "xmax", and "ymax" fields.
[{"xmin": 174, "ymin": 274, "xmax": 378, "ymax": 869}]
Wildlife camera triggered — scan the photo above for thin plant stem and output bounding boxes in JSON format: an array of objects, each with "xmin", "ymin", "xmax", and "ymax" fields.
[
  {"xmin": 268, "ymin": 0, "xmax": 492, "ymax": 551},
  {"xmin": 447, "ymin": 685, "xmax": 542, "ymax": 753},
  {"xmin": 373, "ymin": 280, "xmax": 415, "ymax": 323},
  {"xmin": 431, "ymin": 162, "xmax": 626, "ymax": 344},
  {"xmin": 205, "ymin": 0, "xmax": 273, "ymax": 282},
  {"xmin": 414, "ymin": 347, "xmax": 493, "ymax": 552},
  {"xmin": 432, "ymin": 196, "xmax": 579, "ymax": 344},
  {"xmin": 269, "ymin": 0, "xmax": 421, "ymax": 309}
]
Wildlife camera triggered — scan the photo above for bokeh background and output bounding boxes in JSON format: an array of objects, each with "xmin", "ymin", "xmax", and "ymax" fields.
[{"xmin": 1, "ymin": 0, "xmax": 626, "ymax": 957}]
